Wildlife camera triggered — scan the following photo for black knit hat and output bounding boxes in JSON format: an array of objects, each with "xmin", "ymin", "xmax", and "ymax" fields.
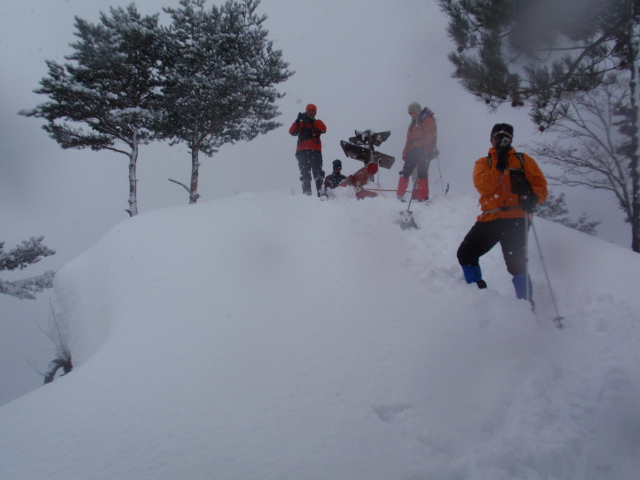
[
  {"xmin": 332, "ymin": 159, "xmax": 342, "ymax": 169},
  {"xmin": 491, "ymin": 123, "xmax": 514, "ymax": 138}
]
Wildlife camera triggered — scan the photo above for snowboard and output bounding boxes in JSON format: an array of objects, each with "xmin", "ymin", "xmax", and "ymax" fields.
[
  {"xmin": 340, "ymin": 141, "xmax": 395, "ymax": 169},
  {"xmin": 348, "ymin": 130, "xmax": 391, "ymax": 147}
]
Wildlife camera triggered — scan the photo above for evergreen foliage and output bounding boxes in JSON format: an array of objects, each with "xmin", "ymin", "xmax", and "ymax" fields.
[
  {"xmin": 158, "ymin": 0, "xmax": 293, "ymax": 203},
  {"xmin": 0, "ymin": 237, "xmax": 56, "ymax": 300},
  {"xmin": 23, "ymin": 0, "xmax": 293, "ymax": 209},
  {"xmin": 21, "ymin": 5, "xmax": 164, "ymax": 217},
  {"xmin": 438, "ymin": 0, "xmax": 639, "ymax": 129},
  {"xmin": 535, "ymin": 192, "xmax": 600, "ymax": 236}
]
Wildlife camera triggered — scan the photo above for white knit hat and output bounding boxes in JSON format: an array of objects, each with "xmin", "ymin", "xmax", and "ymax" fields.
[{"xmin": 408, "ymin": 102, "xmax": 422, "ymax": 114}]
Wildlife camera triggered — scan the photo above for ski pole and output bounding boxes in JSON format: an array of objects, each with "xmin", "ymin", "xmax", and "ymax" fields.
[
  {"xmin": 435, "ymin": 155, "xmax": 449, "ymax": 196},
  {"xmin": 406, "ymin": 174, "xmax": 419, "ymax": 210},
  {"xmin": 530, "ymin": 217, "xmax": 564, "ymax": 327},
  {"xmin": 525, "ymin": 214, "xmax": 531, "ymax": 303},
  {"xmin": 399, "ymin": 175, "xmax": 419, "ymax": 229}
]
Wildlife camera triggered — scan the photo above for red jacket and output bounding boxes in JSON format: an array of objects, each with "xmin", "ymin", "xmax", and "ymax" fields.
[
  {"xmin": 289, "ymin": 118, "xmax": 327, "ymax": 152},
  {"xmin": 474, "ymin": 148, "xmax": 548, "ymax": 222},
  {"xmin": 402, "ymin": 108, "xmax": 437, "ymax": 160}
]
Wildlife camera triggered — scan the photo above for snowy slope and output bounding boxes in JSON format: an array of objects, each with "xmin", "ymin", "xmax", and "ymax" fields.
[{"xmin": 0, "ymin": 190, "xmax": 639, "ymax": 480}]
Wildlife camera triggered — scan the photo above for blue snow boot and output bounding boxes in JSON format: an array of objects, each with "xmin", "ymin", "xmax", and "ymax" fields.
[
  {"xmin": 462, "ymin": 264, "xmax": 487, "ymax": 289},
  {"xmin": 512, "ymin": 273, "xmax": 533, "ymax": 300}
]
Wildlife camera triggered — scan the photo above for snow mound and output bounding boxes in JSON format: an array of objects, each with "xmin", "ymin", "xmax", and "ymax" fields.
[{"xmin": 1, "ymin": 191, "xmax": 639, "ymax": 480}]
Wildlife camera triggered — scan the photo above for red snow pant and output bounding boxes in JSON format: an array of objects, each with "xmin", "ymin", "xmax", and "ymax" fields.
[{"xmin": 397, "ymin": 147, "xmax": 429, "ymax": 200}]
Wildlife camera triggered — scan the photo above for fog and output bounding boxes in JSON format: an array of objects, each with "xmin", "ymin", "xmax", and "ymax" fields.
[{"xmin": 0, "ymin": 0, "xmax": 630, "ymax": 405}]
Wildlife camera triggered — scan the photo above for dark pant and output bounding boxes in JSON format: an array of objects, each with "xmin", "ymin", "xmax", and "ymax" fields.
[
  {"xmin": 296, "ymin": 150, "xmax": 324, "ymax": 195},
  {"xmin": 457, "ymin": 218, "xmax": 529, "ymax": 276},
  {"xmin": 399, "ymin": 147, "xmax": 428, "ymax": 178}
]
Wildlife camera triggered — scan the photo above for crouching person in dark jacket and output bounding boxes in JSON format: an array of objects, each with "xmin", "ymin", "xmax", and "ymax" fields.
[{"xmin": 324, "ymin": 159, "xmax": 347, "ymax": 191}]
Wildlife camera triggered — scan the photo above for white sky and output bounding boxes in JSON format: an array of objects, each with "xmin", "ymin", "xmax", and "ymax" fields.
[{"xmin": 0, "ymin": 0, "xmax": 632, "ymax": 405}]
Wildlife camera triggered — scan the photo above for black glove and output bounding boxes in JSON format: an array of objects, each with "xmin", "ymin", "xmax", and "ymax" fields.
[
  {"xmin": 496, "ymin": 151, "xmax": 510, "ymax": 172},
  {"xmin": 521, "ymin": 193, "xmax": 539, "ymax": 213},
  {"xmin": 296, "ymin": 112, "xmax": 305, "ymax": 122},
  {"xmin": 495, "ymin": 136, "xmax": 511, "ymax": 172}
]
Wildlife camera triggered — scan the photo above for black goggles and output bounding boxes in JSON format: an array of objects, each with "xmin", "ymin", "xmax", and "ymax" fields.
[{"xmin": 492, "ymin": 132, "xmax": 512, "ymax": 141}]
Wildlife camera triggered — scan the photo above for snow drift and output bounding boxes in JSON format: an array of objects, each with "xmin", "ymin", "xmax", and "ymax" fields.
[{"xmin": 0, "ymin": 191, "xmax": 639, "ymax": 480}]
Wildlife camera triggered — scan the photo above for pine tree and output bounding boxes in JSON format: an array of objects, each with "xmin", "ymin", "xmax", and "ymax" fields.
[
  {"xmin": 21, "ymin": 5, "xmax": 163, "ymax": 217},
  {"xmin": 438, "ymin": 0, "xmax": 639, "ymax": 129},
  {"xmin": 158, "ymin": 0, "xmax": 293, "ymax": 203},
  {"xmin": 535, "ymin": 193, "xmax": 570, "ymax": 221},
  {"xmin": 440, "ymin": 0, "xmax": 640, "ymax": 250},
  {"xmin": 0, "ymin": 237, "xmax": 56, "ymax": 300},
  {"xmin": 535, "ymin": 193, "xmax": 600, "ymax": 236}
]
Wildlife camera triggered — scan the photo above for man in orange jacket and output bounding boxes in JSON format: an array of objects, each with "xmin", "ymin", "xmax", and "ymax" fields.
[
  {"xmin": 457, "ymin": 123, "xmax": 548, "ymax": 303},
  {"xmin": 289, "ymin": 104, "xmax": 327, "ymax": 196},
  {"xmin": 397, "ymin": 102, "xmax": 437, "ymax": 202}
]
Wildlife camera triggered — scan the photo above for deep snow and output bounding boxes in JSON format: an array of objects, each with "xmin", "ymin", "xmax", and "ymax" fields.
[{"xmin": 0, "ymin": 187, "xmax": 639, "ymax": 480}]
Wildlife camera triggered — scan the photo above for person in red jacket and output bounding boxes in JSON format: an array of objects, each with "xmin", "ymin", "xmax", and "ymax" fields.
[
  {"xmin": 289, "ymin": 104, "xmax": 327, "ymax": 196},
  {"xmin": 396, "ymin": 102, "xmax": 437, "ymax": 202},
  {"xmin": 457, "ymin": 123, "xmax": 548, "ymax": 304}
]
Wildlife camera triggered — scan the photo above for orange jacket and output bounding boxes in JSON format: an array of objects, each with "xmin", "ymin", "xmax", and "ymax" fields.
[
  {"xmin": 402, "ymin": 109, "xmax": 437, "ymax": 160},
  {"xmin": 289, "ymin": 118, "xmax": 327, "ymax": 152},
  {"xmin": 474, "ymin": 148, "xmax": 548, "ymax": 222}
]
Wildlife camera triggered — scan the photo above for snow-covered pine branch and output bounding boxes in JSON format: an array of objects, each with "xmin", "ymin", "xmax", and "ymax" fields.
[
  {"xmin": 0, "ymin": 237, "xmax": 55, "ymax": 272},
  {"xmin": 0, "ymin": 236, "xmax": 56, "ymax": 300},
  {"xmin": 0, "ymin": 271, "xmax": 56, "ymax": 300}
]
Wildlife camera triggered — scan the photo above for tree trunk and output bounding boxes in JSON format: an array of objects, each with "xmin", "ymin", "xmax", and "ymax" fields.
[
  {"xmin": 630, "ymin": 47, "xmax": 640, "ymax": 252},
  {"xmin": 632, "ymin": 205, "xmax": 640, "ymax": 253},
  {"xmin": 189, "ymin": 147, "xmax": 201, "ymax": 204},
  {"xmin": 126, "ymin": 137, "xmax": 139, "ymax": 217}
]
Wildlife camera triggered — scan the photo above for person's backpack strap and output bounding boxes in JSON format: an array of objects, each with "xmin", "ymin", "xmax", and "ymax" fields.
[{"xmin": 417, "ymin": 107, "xmax": 434, "ymax": 125}]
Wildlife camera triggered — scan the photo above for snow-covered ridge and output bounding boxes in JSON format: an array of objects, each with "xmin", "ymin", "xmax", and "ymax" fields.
[{"xmin": 1, "ymin": 191, "xmax": 638, "ymax": 480}]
